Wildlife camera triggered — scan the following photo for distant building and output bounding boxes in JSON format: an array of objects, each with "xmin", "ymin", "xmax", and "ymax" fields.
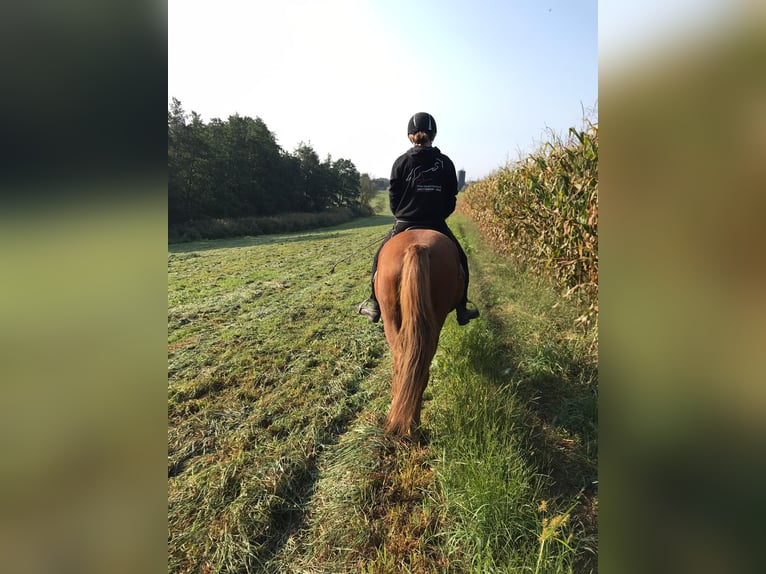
[{"xmin": 458, "ymin": 169, "xmax": 466, "ymax": 191}]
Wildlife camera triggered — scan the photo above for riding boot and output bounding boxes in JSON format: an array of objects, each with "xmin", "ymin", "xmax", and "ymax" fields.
[
  {"xmin": 358, "ymin": 296, "xmax": 381, "ymax": 323},
  {"xmin": 456, "ymin": 300, "xmax": 479, "ymax": 325}
]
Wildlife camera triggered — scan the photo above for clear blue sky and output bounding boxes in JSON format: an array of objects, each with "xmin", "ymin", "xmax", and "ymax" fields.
[{"xmin": 169, "ymin": 0, "xmax": 597, "ymax": 181}]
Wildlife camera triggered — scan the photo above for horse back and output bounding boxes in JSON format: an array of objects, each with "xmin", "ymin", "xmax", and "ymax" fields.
[{"xmin": 376, "ymin": 229, "xmax": 464, "ymax": 322}]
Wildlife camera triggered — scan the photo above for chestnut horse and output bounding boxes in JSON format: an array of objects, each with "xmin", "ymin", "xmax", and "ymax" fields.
[{"xmin": 375, "ymin": 229, "xmax": 464, "ymax": 436}]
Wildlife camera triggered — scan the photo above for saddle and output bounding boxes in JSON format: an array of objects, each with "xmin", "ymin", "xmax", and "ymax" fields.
[
  {"xmin": 394, "ymin": 220, "xmax": 442, "ymax": 233},
  {"xmin": 390, "ymin": 223, "xmax": 467, "ymax": 278}
]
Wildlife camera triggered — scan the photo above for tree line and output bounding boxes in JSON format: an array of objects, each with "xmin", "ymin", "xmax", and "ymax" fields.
[{"xmin": 168, "ymin": 98, "xmax": 376, "ymax": 224}]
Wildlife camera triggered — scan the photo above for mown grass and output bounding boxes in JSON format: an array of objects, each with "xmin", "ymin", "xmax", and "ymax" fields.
[
  {"xmin": 168, "ymin": 203, "xmax": 597, "ymax": 572},
  {"xmin": 168, "ymin": 213, "xmax": 395, "ymax": 572}
]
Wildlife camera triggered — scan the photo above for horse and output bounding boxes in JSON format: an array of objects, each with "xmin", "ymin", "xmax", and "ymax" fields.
[{"xmin": 375, "ymin": 228, "xmax": 465, "ymax": 436}]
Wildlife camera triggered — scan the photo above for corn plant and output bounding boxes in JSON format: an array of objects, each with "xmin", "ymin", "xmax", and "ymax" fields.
[{"xmin": 458, "ymin": 120, "xmax": 598, "ymax": 327}]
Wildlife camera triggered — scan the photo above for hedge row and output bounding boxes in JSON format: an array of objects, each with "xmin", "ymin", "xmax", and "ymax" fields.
[{"xmin": 168, "ymin": 206, "xmax": 371, "ymax": 243}]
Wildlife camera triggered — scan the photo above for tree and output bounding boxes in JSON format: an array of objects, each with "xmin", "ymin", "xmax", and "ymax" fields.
[
  {"xmin": 168, "ymin": 99, "xmax": 365, "ymax": 222},
  {"xmin": 168, "ymin": 99, "xmax": 213, "ymax": 223},
  {"xmin": 359, "ymin": 173, "xmax": 375, "ymax": 210},
  {"xmin": 332, "ymin": 158, "xmax": 361, "ymax": 208},
  {"xmin": 294, "ymin": 144, "xmax": 329, "ymax": 212}
]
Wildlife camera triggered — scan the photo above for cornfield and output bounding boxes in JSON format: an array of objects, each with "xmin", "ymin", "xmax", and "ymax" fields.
[{"xmin": 458, "ymin": 121, "xmax": 598, "ymax": 325}]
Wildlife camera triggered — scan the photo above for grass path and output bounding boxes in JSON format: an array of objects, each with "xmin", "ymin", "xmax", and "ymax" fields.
[
  {"xmin": 168, "ymin": 210, "xmax": 597, "ymax": 572},
  {"xmin": 168, "ymin": 213, "xmax": 396, "ymax": 572}
]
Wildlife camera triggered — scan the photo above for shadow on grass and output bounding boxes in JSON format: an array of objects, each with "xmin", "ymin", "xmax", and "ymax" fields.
[
  {"xmin": 475, "ymin": 311, "xmax": 597, "ymax": 494},
  {"xmin": 252, "ymin": 378, "xmax": 384, "ymax": 569},
  {"xmin": 458, "ymin": 312, "xmax": 598, "ymax": 572},
  {"xmin": 451, "ymin": 216, "xmax": 597, "ymax": 501}
]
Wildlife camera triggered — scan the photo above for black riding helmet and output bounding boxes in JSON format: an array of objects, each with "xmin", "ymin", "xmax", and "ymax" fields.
[{"xmin": 407, "ymin": 112, "xmax": 437, "ymax": 137}]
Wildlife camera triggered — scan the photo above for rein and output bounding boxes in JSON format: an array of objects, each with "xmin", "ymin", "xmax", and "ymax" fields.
[{"xmin": 328, "ymin": 231, "xmax": 390, "ymax": 274}]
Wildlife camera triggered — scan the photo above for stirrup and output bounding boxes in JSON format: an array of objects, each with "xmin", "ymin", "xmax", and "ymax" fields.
[
  {"xmin": 358, "ymin": 300, "xmax": 381, "ymax": 323},
  {"xmin": 456, "ymin": 301, "xmax": 479, "ymax": 326}
]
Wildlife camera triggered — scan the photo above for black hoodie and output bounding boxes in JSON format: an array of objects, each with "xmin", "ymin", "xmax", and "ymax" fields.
[{"xmin": 388, "ymin": 146, "xmax": 458, "ymax": 222}]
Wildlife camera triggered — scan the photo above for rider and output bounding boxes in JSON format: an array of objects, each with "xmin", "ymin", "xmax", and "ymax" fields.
[{"xmin": 358, "ymin": 112, "xmax": 480, "ymax": 326}]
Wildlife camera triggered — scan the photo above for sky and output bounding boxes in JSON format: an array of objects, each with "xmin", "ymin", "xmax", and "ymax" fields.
[{"xmin": 169, "ymin": 0, "xmax": 598, "ymax": 181}]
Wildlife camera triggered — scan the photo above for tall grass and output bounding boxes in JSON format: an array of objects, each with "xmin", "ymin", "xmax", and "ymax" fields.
[
  {"xmin": 429, "ymin": 329, "xmax": 542, "ymax": 570},
  {"xmin": 422, "ymin": 216, "xmax": 598, "ymax": 573}
]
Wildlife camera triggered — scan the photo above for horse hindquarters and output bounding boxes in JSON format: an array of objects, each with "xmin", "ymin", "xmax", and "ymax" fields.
[{"xmin": 384, "ymin": 244, "xmax": 439, "ymax": 436}]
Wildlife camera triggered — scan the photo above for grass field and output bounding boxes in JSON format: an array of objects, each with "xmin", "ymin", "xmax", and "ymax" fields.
[{"xmin": 168, "ymin": 205, "xmax": 597, "ymax": 572}]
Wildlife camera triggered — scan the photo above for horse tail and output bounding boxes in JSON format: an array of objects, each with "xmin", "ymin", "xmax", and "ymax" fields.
[{"xmin": 385, "ymin": 243, "xmax": 439, "ymax": 436}]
